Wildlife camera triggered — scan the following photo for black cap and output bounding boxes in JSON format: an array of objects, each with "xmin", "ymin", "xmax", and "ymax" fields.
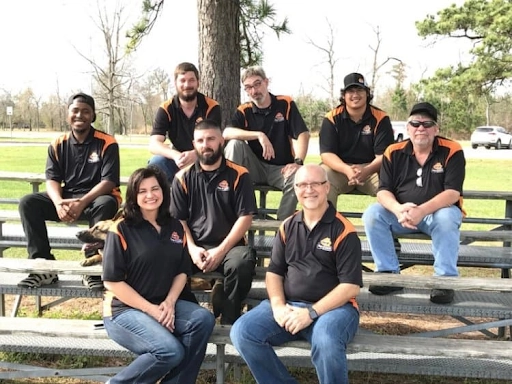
[
  {"xmin": 68, "ymin": 92, "xmax": 96, "ymax": 122},
  {"xmin": 342, "ymin": 73, "xmax": 369, "ymax": 91},
  {"xmin": 409, "ymin": 102, "xmax": 438, "ymax": 122}
]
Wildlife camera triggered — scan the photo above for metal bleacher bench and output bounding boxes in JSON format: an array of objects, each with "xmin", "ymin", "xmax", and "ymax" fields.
[{"xmin": 2, "ymin": 272, "xmax": 512, "ymax": 382}]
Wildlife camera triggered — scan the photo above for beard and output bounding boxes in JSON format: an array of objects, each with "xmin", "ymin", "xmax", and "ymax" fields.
[
  {"xmin": 178, "ymin": 88, "xmax": 198, "ymax": 102},
  {"xmin": 197, "ymin": 145, "xmax": 223, "ymax": 165}
]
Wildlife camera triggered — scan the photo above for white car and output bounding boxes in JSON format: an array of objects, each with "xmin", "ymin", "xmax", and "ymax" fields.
[
  {"xmin": 470, "ymin": 126, "xmax": 512, "ymax": 150},
  {"xmin": 391, "ymin": 121, "xmax": 409, "ymax": 142}
]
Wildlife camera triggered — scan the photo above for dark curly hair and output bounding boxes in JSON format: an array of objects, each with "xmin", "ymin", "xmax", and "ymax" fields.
[{"xmin": 123, "ymin": 166, "xmax": 171, "ymax": 226}]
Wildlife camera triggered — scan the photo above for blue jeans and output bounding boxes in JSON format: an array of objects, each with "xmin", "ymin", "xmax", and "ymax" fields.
[
  {"xmin": 230, "ymin": 299, "xmax": 359, "ymax": 384},
  {"xmin": 362, "ymin": 203, "xmax": 462, "ymax": 276},
  {"xmin": 103, "ymin": 299, "xmax": 215, "ymax": 384},
  {"xmin": 148, "ymin": 155, "xmax": 180, "ymax": 182}
]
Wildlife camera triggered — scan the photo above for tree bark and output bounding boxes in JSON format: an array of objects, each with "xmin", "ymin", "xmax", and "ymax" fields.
[{"xmin": 198, "ymin": 0, "xmax": 241, "ymax": 128}]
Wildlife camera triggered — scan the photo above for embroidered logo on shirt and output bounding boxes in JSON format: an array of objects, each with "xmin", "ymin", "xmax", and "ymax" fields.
[
  {"xmin": 316, "ymin": 237, "xmax": 333, "ymax": 252},
  {"xmin": 196, "ymin": 117, "xmax": 204, "ymax": 124},
  {"xmin": 361, "ymin": 125, "xmax": 372, "ymax": 135},
  {"xmin": 170, "ymin": 231, "xmax": 183, "ymax": 243},
  {"xmin": 217, "ymin": 180, "xmax": 230, "ymax": 191},
  {"xmin": 274, "ymin": 112, "xmax": 285, "ymax": 123},
  {"xmin": 431, "ymin": 162, "xmax": 444, "ymax": 174},
  {"xmin": 88, "ymin": 152, "xmax": 100, "ymax": 163}
]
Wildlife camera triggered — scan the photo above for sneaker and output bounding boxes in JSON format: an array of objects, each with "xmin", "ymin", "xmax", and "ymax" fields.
[
  {"xmin": 430, "ymin": 289, "xmax": 454, "ymax": 304},
  {"xmin": 211, "ymin": 279, "xmax": 225, "ymax": 318},
  {"xmin": 18, "ymin": 273, "xmax": 58, "ymax": 288},
  {"xmin": 82, "ymin": 275, "xmax": 104, "ymax": 291}
]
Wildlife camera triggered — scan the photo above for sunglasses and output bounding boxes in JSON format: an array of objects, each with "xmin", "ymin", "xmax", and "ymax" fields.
[
  {"xmin": 408, "ymin": 120, "xmax": 437, "ymax": 128},
  {"xmin": 416, "ymin": 168, "xmax": 423, "ymax": 187}
]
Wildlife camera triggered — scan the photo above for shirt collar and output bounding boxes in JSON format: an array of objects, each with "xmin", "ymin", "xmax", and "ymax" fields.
[{"xmin": 291, "ymin": 201, "xmax": 337, "ymax": 226}]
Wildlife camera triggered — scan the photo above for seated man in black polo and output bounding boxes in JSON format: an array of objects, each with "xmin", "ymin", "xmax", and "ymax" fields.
[
  {"xmin": 170, "ymin": 119, "xmax": 257, "ymax": 325},
  {"xmin": 223, "ymin": 66, "xmax": 309, "ymax": 220},
  {"xmin": 18, "ymin": 93, "xmax": 121, "ymax": 290}
]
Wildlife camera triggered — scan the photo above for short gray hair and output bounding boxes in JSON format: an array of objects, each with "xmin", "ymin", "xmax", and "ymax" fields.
[{"xmin": 241, "ymin": 66, "xmax": 267, "ymax": 83}]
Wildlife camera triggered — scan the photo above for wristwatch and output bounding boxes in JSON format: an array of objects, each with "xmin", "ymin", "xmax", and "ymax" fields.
[
  {"xmin": 294, "ymin": 158, "xmax": 304, "ymax": 165},
  {"xmin": 308, "ymin": 306, "xmax": 319, "ymax": 320}
]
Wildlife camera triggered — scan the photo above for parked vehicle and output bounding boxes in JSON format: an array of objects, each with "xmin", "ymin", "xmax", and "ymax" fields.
[
  {"xmin": 470, "ymin": 126, "xmax": 512, "ymax": 150},
  {"xmin": 391, "ymin": 121, "xmax": 408, "ymax": 142}
]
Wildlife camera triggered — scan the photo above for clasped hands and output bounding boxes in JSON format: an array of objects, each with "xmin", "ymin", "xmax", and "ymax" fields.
[
  {"xmin": 397, "ymin": 203, "xmax": 424, "ymax": 229},
  {"xmin": 190, "ymin": 245, "xmax": 224, "ymax": 273},
  {"xmin": 347, "ymin": 164, "xmax": 368, "ymax": 186},
  {"xmin": 56, "ymin": 198, "xmax": 84, "ymax": 223},
  {"xmin": 273, "ymin": 304, "xmax": 312, "ymax": 335},
  {"xmin": 146, "ymin": 300, "xmax": 176, "ymax": 332}
]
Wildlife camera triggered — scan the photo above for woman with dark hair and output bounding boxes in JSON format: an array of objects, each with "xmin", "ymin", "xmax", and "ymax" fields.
[{"xmin": 102, "ymin": 166, "xmax": 215, "ymax": 384}]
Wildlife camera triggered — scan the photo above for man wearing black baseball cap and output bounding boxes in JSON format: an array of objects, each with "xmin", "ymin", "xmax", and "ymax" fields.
[
  {"xmin": 18, "ymin": 92, "xmax": 121, "ymax": 291},
  {"xmin": 363, "ymin": 101, "xmax": 466, "ymax": 304},
  {"xmin": 319, "ymin": 72, "xmax": 394, "ymax": 207}
]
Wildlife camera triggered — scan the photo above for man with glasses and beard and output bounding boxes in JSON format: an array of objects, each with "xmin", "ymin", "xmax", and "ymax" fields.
[
  {"xmin": 170, "ymin": 119, "xmax": 257, "ymax": 325},
  {"xmin": 223, "ymin": 66, "xmax": 310, "ymax": 220},
  {"xmin": 149, "ymin": 62, "xmax": 221, "ymax": 182},
  {"xmin": 362, "ymin": 102, "xmax": 466, "ymax": 304}
]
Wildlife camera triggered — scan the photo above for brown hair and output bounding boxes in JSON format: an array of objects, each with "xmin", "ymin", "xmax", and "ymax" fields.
[{"xmin": 174, "ymin": 62, "xmax": 199, "ymax": 81}]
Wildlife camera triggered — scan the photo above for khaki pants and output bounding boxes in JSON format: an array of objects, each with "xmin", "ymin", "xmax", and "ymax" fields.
[
  {"xmin": 321, "ymin": 163, "xmax": 379, "ymax": 207},
  {"xmin": 224, "ymin": 139, "xmax": 298, "ymax": 220}
]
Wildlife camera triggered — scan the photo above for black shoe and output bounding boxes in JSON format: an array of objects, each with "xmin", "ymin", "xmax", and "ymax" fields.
[
  {"xmin": 368, "ymin": 285, "xmax": 404, "ymax": 295},
  {"xmin": 430, "ymin": 289, "xmax": 454, "ymax": 304},
  {"xmin": 211, "ymin": 279, "xmax": 225, "ymax": 318},
  {"xmin": 393, "ymin": 237, "xmax": 401, "ymax": 254},
  {"xmin": 368, "ymin": 271, "xmax": 403, "ymax": 295}
]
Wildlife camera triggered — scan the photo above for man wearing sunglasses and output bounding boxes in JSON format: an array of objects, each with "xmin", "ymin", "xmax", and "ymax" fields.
[
  {"xmin": 362, "ymin": 102, "xmax": 466, "ymax": 304},
  {"xmin": 319, "ymin": 72, "xmax": 395, "ymax": 208}
]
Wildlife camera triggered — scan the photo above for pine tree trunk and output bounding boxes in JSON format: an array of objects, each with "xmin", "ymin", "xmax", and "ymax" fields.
[{"xmin": 198, "ymin": 0, "xmax": 241, "ymax": 129}]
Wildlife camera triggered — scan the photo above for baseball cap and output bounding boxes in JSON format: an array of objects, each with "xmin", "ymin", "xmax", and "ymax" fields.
[
  {"xmin": 342, "ymin": 73, "xmax": 369, "ymax": 91},
  {"xmin": 68, "ymin": 92, "xmax": 96, "ymax": 122},
  {"xmin": 409, "ymin": 102, "xmax": 438, "ymax": 122}
]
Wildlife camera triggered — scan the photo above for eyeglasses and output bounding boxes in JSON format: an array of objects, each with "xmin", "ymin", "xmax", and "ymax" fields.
[
  {"xmin": 416, "ymin": 168, "xmax": 423, "ymax": 187},
  {"xmin": 295, "ymin": 181, "xmax": 328, "ymax": 190},
  {"xmin": 243, "ymin": 80, "xmax": 263, "ymax": 92},
  {"xmin": 408, "ymin": 120, "xmax": 437, "ymax": 128}
]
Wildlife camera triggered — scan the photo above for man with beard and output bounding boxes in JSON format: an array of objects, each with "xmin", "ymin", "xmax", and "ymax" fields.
[
  {"xmin": 17, "ymin": 93, "xmax": 121, "ymax": 289},
  {"xmin": 224, "ymin": 66, "xmax": 310, "ymax": 220},
  {"xmin": 170, "ymin": 119, "xmax": 257, "ymax": 324},
  {"xmin": 149, "ymin": 62, "xmax": 221, "ymax": 182}
]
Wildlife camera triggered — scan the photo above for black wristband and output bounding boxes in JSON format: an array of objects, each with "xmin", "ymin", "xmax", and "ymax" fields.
[{"xmin": 294, "ymin": 158, "xmax": 304, "ymax": 165}]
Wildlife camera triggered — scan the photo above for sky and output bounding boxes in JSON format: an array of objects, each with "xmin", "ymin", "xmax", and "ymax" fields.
[{"xmin": 0, "ymin": 0, "xmax": 469, "ymax": 101}]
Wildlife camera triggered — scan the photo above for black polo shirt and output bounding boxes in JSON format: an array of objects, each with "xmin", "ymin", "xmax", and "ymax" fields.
[
  {"xmin": 319, "ymin": 105, "xmax": 394, "ymax": 164},
  {"xmin": 170, "ymin": 157, "xmax": 257, "ymax": 246},
  {"xmin": 45, "ymin": 128, "xmax": 121, "ymax": 204},
  {"xmin": 379, "ymin": 136, "xmax": 465, "ymax": 209},
  {"xmin": 151, "ymin": 93, "xmax": 221, "ymax": 152},
  {"xmin": 230, "ymin": 93, "xmax": 309, "ymax": 166},
  {"xmin": 268, "ymin": 203, "xmax": 362, "ymax": 305},
  {"xmin": 102, "ymin": 217, "xmax": 196, "ymax": 316}
]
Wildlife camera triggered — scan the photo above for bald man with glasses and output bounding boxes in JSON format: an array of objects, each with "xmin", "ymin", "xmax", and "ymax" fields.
[{"xmin": 362, "ymin": 102, "xmax": 466, "ymax": 304}]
